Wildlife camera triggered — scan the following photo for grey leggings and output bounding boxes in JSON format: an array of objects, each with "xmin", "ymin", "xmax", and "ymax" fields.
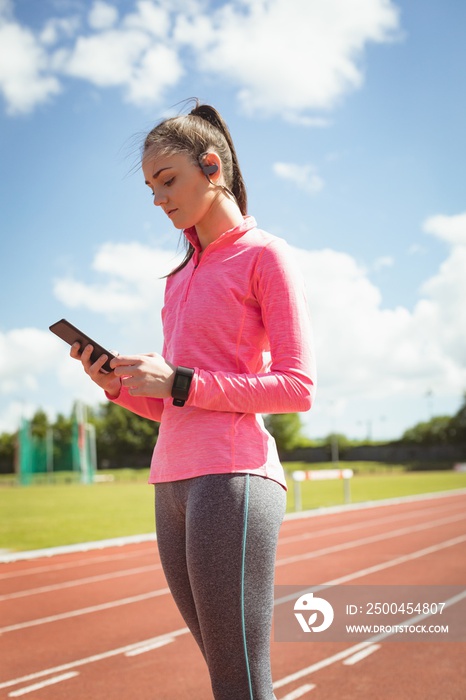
[{"xmin": 155, "ymin": 473, "xmax": 286, "ymax": 700}]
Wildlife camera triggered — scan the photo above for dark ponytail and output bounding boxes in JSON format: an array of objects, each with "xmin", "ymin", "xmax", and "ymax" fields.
[{"xmin": 142, "ymin": 100, "xmax": 248, "ymax": 276}]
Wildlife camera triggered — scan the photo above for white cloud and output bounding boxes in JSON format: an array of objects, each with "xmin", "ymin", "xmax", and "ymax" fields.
[
  {"xmin": 123, "ymin": 0, "xmax": 170, "ymax": 38},
  {"xmin": 173, "ymin": 10, "xmax": 213, "ymax": 50},
  {"xmin": 40, "ymin": 16, "xmax": 81, "ymax": 45},
  {"xmin": 407, "ymin": 243, "xmax": 425, "ymax": 256},
  {"xmin": 423, "ymin": 212, "xmax": 466, "ymax": 246},
  {"xmin": 53, "ymin": 278, "xmax": 149, "ymax": 313},
  {"xmin": 125, "ymin": 44, "xmax": 184, "ymax": 105},
  {"xmin": 304, "ymin": 251, "xmax": 412, "ymax": 393},
  {"xmin": 57, "ymin": 13, "xmax": 183, "ymax": 105},
  {"xmin": 0, "ymin": 20, "xmax": 61, "ymax": 114},
  {"xmin": 296, "ymin": 212, "xmax": 466, "ymax": 406},
  {"xmin": 418, "ymin": 212, "xmax": 466, "ymax": 367},
  {"xmin": 62, "ymin": 29, "xmax": 151, "ymax": 86},
  {"xmin": 0, "ymin": 0, "xmax": 400, "ymax": 119},
  {"xmin": 88, "ymin": 1, "xmax": 119, "ymax": 30},
  {"xmin": 0, "ymin": 0, "xmax": 182, "ymax": 113},
  {"xmin": 273, "ymin": 162, "xmax": 324, "ymax": 195},
  {"xmin": 92, "ymin": 241, "xmax": 178, "ymax": 280},
  {"xmin": 199, "ymin": 0, "xmax": 400, "ymax": 120},
  {"xmin": 53, "ymin": 242, "xmax": 181, "ymax": 339},
  {"xmin": 0, "ymin": 328, "xmax": 62, "ymax": 395},
  {"xmin": 373, "ymin": 255, "xmax": 394, "ymax": 271}
]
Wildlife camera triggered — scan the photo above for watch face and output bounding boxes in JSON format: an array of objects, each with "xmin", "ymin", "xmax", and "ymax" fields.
[
  {"xmin": 172, "ymin": 367, "xmax": 194, "ymax": 405},
  {"xmin": 177, "ymin": 376, "xmax": 191, "ymax": 391}
]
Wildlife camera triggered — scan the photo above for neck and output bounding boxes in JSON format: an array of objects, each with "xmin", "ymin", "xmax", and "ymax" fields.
[{"xmin": 195, "ymin": 194, "xmax": 245, "ymax": 250}]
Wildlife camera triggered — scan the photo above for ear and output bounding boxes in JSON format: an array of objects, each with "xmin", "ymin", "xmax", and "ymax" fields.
[{"xmin": 199, "ymin": 152, "xmax": 222, "ymax": 180}]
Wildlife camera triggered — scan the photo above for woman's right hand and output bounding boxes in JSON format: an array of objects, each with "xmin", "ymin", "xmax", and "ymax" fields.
[{"xmin": 70, "ymin": 343, "xmax": 122, "ymax": 399}]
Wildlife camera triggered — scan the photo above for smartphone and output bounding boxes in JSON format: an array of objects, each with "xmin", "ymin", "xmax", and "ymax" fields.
[{"xmin": 49, "ymin": 318, "xmax": 116, "ymax": 372}]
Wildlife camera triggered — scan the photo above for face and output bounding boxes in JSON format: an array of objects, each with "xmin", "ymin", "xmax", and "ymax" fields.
[{"xmin": 142, "ymin": 150, "xmax": 214, "ymax": 230}]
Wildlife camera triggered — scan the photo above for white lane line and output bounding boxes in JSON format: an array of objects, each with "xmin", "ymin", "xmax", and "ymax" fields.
[
  {"xmin": 279, "ymin": 684, "xmax": 316, "ymax": 699},
  {"xmin": 8, "ymin": 504, "xmax": 443, "ymax": 582},
  {"xmin": 0, "ymin": 591, "xmax": 466, "ymax": 690},
  {"xmin": 125, "ymin": 638, "xmax": 174, "ymax": 656},
  {"xmin": 342, "ymin": 644, "xmax": 381, "ymax": 666},
  {"xmin": 278, "ymin": 502, "xmax": 464, "ymax": 545},
  {"xmin": 0, "ymin": 564, "xmax": 161, "ymax": 602},
  {"xmin": 275, "ymin": 533, "xmax": 466, "ymax": 605},
  {"xmin": 0, "ymin": 533, "xmax": 157, "ymax": 564},
  {"xmin": 2, "ymin": 539, "xmax": 465, "ymax": 691},
  {"xmin": 273, "ymin": 643, "xmax": 372, "ymax": 690},
  {"xmin": 273, "ymin": 589, "xmax": 466, "ymax": 690},
  {"xmin": 282, "ymin": 488, "xmax": 466, "ymax": 523},
  {"xmin": 0, "ymin": 547, "xmax": 158, "ymax": 581},
  {"xmin": 276, "ymin": 512, "xmax": 466, "ymax": 567},
  {"xmin": 4, "ymin": 511, "xmax": 461, "ymax": 602},
  {"xmin": 3, "ymin": 488, "xmax": 464, "ymax": 565},
  {"xmin": 0, "ymin": 588, "xmax": 170, "ymax": 634},
  {"xmin": 4, "ymin": 531, "xmax": 466, "ymax": 635},
  {"xmin": 0, "ymin": 505, "xmax": 389, "ymax": 579},
  {"xmin": 8, "ymin": 672, "xmax": 79, "ymax": 697},
  {"xmin": 0, "ymin": 628, "xmax": 190, "ymax": 691}
]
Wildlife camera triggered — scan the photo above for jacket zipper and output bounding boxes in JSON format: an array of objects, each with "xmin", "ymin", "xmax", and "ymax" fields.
[{"xmin": 183, "ymin": 254, "xmax": 205, "ymax": 303}]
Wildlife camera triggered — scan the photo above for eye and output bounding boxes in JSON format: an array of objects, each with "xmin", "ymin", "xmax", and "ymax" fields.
[{"xmin": 164, "ymin": 177, "xmax": 175, "ymax": 187}]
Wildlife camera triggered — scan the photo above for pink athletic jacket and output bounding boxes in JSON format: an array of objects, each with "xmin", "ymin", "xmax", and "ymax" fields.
[{"xmin": 110, "ymin": 216, "xmax": 316, "ymax": 488}]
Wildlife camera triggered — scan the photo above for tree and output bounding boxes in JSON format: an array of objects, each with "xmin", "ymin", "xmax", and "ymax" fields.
[
  {"xmin": 448, "ymin": 393, "xmax": 466, "ymax": 443},
  {"xmin": 95, "ymin": 402, "xmax": 159, "ymax": 464},
  {"xmin": 264, "ymin": 413, "xmax": 308, "ymax": 453},
  {"xmin": 0, "ymin": 432, "xmax": 15, "ymax": 474},
  {"xmin": 401, "ymin": 416, "xmax": 453, "ymax": 445},
  {"xmin": 30, "ymin": 409, "xmax": 49, "ymax": 440},
  {"xmin": 52, "ymin": 413, "xmax": 73, "ymax": 444},
  {"xmin": 51, "ymin": 412, "xmax": 73, "ymax": 471}
]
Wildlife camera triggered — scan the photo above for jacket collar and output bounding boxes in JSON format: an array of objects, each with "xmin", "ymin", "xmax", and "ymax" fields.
[{"xmin": 183, "ymin": 215, "xmax": 257, "ymax": 256}]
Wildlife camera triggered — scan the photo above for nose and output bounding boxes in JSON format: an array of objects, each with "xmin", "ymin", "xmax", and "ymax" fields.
[{"xmin": 152, "ymin": 189, "xmax": 167, "ymax": 207}]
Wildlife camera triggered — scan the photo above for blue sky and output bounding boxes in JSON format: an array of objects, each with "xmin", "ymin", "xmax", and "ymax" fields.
[{"xmin": 1, "ymin": 0, "xmax": 465, "ymax": 441}]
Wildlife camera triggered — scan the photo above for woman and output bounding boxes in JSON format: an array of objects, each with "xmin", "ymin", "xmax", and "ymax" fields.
[{"xmin": 72, "ymin": 101, "xmax": 316, "ymax": 700}]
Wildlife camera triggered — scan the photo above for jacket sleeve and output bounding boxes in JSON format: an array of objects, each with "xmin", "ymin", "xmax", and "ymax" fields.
[
  {"xmin": 107, "ymin": 387, "xmax": 165, "ymax": 422},
  {"xmin": 186, "ymin": 240, "xmax": 316, "ymax": 414}
]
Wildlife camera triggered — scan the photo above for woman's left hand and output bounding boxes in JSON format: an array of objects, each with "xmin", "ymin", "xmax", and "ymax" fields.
[{"xmin": 110, "ymin": 353, "xmax": 176, "ymax": 398}]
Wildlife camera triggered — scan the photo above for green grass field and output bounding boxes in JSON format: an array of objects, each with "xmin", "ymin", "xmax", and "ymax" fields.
[{"xmin": 1, "ymin": 465, "xmax": 466, "ymax": 553}]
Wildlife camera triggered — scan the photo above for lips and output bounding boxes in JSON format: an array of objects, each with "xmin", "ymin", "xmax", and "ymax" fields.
[{"xmin": 166, "ymin": 208, "xmax": 178, "ymax": 217}]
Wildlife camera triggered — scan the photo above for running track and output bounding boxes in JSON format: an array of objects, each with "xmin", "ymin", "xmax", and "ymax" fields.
[{"xmin": 1, "ymin": 490, "xmax": 465, "ymax": 699}]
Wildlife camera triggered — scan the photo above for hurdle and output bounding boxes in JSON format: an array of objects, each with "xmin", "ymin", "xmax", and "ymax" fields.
[{"xmin": 291, "ymin": 468, "xmax": 354, "ymax": 511}]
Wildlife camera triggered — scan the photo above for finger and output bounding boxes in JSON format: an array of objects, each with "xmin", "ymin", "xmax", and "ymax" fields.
[
  {"xmin": 113, "ymin": 365, "xmax": 136, "ymax": 378},
  {"xmin": 89, "ymin": 353, "xmax": 110, "ymax": 376},
  {"xmin": 121, "ymin": 375, "xmax": 139, "ymax": 388},
  {"xmin": 78, "ymin": 344, "xmax": 97, "ymax": 371},
  {"xmin": 81, "ymin": 344, "xmax": 94, "ymax": 360},
  {"xmin": 70, "ymin": 342, "xmax": 82, "ymax": 359},
  {"xmin": 110, "ymin": 355, "xmax": 139, "ymax": 369}
]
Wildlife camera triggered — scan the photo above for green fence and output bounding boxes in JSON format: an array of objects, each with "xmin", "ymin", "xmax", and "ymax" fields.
[{"xmin": 17, "ymin": 404, "xmax": 95, "ymax": 485}]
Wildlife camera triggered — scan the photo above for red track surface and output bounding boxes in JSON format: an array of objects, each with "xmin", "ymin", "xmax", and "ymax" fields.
[{"xmin": 1, "ymin": 491, "xmax": 465, "ymax": 699}]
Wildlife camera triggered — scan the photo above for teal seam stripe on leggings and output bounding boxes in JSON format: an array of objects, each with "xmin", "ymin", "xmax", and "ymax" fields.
[{"xmin": 241, "ymin": 474, "xmax": 254, "ymax": 700}]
